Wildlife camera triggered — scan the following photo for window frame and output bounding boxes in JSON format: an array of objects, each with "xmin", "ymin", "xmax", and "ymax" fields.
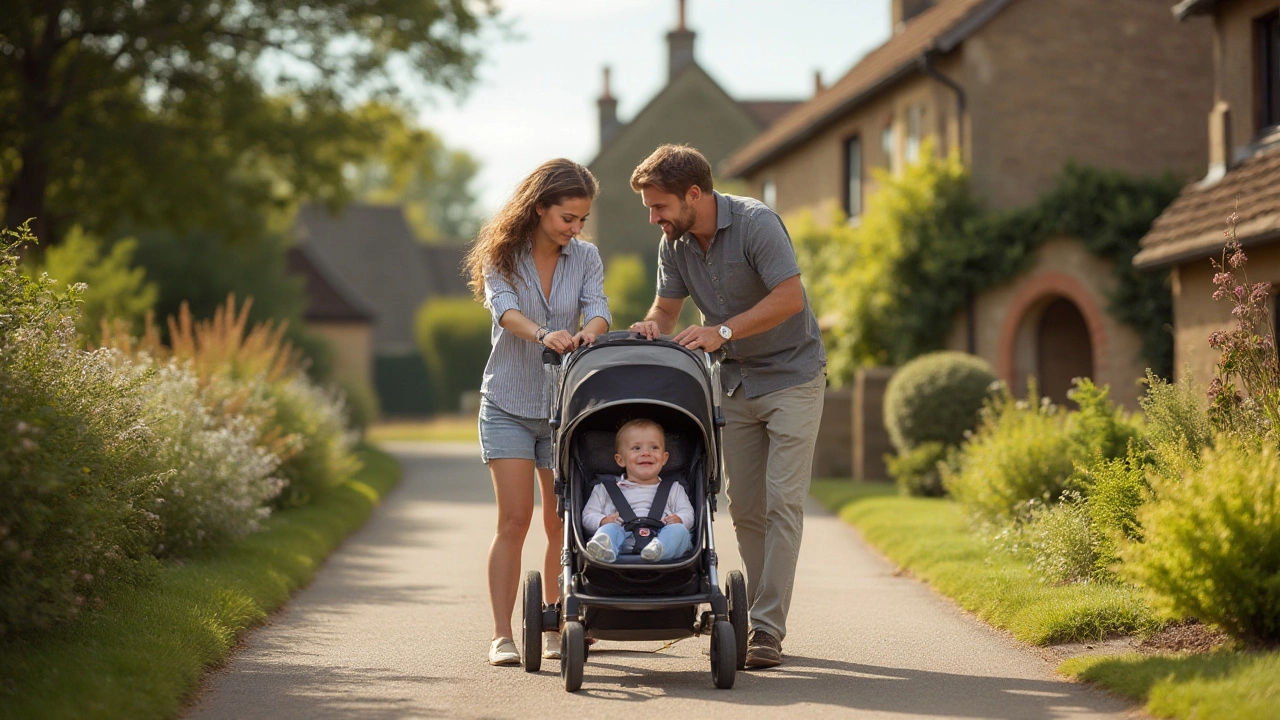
[
  {"xmin": 843, "ymin": 134, "xmax": 863, "ymax": 220},
  {"xmin": 1258, "ymin": 11, "xmax": 1280, "ymax": 134}
]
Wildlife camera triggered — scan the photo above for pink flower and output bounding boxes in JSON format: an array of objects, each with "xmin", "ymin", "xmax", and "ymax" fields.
[
  {"xmin": 1230, "ymin": 250, "xmax": 1246, "ymax": 268},
  {"xmin": 1236, "ymin": 286, "xmax": 1246, "ymax": 300},
  {"xmin": 1213, "ymin": 272, "xmax": 1232, "ymax": 286}
]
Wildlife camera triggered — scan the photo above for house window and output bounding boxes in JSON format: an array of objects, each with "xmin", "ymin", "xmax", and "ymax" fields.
[
  {"xmin": 844, "ymin": 135, "xmax": 862, "ymax": 219},
  {"xmin": 882, "ymin": 123, "xmax": 896, "ymax": 173},
  {"xmin": 906, "ymin": 104, "xmax": 924, "ymax": 163},
  {"xmin": 1259, "ymin": 11, "xmax": 1280, "ymax": 132},
  {"xmin": 762, "ymin": 178, "xmax": 777, "ymax": 209}
]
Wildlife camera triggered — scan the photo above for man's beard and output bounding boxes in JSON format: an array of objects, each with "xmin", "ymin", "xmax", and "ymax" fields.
[{"xmin": 662, "ymin": 203, "xmax": 696, "ymax": 240}]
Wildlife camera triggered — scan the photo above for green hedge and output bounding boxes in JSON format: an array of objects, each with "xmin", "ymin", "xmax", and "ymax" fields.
[{"xmin": 415, "ymin": 298, "xmax": 491, "ymax": 413}]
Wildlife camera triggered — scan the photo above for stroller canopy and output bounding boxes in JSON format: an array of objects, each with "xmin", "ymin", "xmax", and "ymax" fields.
[{"xmin": 556, "ymin": 334, "xmax": 716, "ymax": 453}]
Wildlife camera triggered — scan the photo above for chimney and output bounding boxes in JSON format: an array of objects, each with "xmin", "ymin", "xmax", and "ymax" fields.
[
  {"xmin": 598, "ymin": 66, "xmax": 621, "ymax": 148},
  {"xmin": 813, "ymin": 69, "xmax": 824, "ymax": 95},
  {"xmin": 1205, "ymin": 100, "xmax": 1232, "ymax": 184},
  {"xmin": 892, "ymin": 0, "xmax": 936, "ymax": 33},
  {"xmin": 667, "ymin": 0, "xmax": 696, "ymax": 82}
]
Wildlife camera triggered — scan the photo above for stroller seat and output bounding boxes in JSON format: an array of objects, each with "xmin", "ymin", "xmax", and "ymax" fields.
[{"xmin": 572, "ymin": 427, "xmax": 703, "ymax": 566}]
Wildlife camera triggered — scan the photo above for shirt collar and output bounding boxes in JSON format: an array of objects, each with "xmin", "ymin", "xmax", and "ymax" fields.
[
  {"xmin": 523, "ymin": 237, "xmax": 573, "ymax": 257},
  {"xmin": 679, "ymin": 191, "xmax": 733, "ymax": 246}
]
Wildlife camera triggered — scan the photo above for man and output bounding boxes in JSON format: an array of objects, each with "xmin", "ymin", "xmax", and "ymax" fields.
[{"xmin": 628, "ymin": 144, "xmax": 826, "ymax": 669}]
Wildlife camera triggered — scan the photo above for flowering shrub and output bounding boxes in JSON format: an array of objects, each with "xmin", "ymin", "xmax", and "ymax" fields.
[
  {"xmin": 139, "ymin": 361, "xmax": 284, "ymax": 554},
  {"xmin": 1206, "ymin": 211, "xmax": 1280, "ymax": 447},
  {"xmin": 0, "ymin": 225, "xmax": 164, "ymax": 635}
]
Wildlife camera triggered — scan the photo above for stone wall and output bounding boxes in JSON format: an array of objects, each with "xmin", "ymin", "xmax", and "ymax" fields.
[
  {"xmin": 812, "ymin": 389, "xmax": 852, "ymax": 478},
  {"xmin": 853, "ymin": 367, "xmax": 896, "ymax": 481}
]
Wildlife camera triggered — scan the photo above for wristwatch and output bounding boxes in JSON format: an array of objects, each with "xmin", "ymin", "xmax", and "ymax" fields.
[{"xmin": 718, "ymin": 324, "xmax": 733, "ymax": 340}]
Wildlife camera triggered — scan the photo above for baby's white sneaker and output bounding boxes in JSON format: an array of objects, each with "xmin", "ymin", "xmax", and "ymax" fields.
[
  {"xmin": 641, "ymin": 538, "xmax": 665, "ymax": 561},
  {"xmin": 584, "ymin": 533, "xmax": 616, "ymax": 562}
]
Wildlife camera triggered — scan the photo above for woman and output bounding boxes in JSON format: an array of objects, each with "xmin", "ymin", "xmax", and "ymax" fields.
[{"xmin": 464, "ymin": 158, "xmax": 611, "ymax": 665}]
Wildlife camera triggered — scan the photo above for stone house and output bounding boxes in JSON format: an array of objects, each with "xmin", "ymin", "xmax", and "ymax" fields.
[
  {"xmin": 585, "ymin": 0, "xmax": 800, "ymax": 275},
  {"xmin": 1134, "ymin": 0, "xmax": 1280, "ymax": 387},
  {"xmin": 291, "ymin": 203, "xmax": 470, "ymax": 416},
  {"xmin": 720, "ymin": 0, "xmax": 1214, "ymax": 478}
]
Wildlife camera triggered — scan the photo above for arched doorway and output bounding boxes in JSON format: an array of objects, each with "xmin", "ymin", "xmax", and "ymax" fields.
[{"xmin": 1036, "ymin": 297, "xmax": 1093, "ymax": 406}]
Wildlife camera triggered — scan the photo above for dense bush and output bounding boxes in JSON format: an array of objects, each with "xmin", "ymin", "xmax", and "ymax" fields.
[
  {"xmin": 886, "ymin": 441, "xmax": 953, "ymax": 497},
  {"xmin": 944, "ymin": 385, "xmax": 1076, "ymax": 522},
  {"xmin": 1, "ymin": 224, "xmax": 360, "ymax": 636},
  {"xmin": 31, "ymin": 228, "xmax": 158, "ymax": 337},
  {"xmin": 415, "ymin": 297, "xmax": 491, "ymax": 412},
  {"xmin": 884, "ymin": 351, "xmax": 998, "ymax": 452},
  {"xmin": 0, "ymin": 225, "xmax": 163, "ymax": 635},
  {"xmin": 268, "ymin": 375, "xmax": 359, "ymax": 508},
  {"xmin": 1124, "ymin": 438, "xmax": 1280, "ymax": 643}
]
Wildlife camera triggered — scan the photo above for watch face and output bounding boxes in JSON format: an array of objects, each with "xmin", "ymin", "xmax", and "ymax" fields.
[{"xmin": 719, "ymin": 325, "xmax": 732, "ymax": 339}]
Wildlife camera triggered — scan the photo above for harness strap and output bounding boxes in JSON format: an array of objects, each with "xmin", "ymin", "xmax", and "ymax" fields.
[{"xmin": 597, "ymin": 475, "xmax": 678, "ymax": 553}]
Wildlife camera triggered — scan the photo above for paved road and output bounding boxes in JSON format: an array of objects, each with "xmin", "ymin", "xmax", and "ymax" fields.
[{"xmin": 185, "ymin": 441, "xmax": 1137, "ymax": 719}]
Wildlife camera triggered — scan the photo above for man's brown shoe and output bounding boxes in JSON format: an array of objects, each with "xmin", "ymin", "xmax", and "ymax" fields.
[{"xmin": 745, "ymin": 629, "xmax": 782, "ymax": 669}]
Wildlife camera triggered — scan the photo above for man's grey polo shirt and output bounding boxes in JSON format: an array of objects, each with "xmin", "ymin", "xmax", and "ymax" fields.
[{"xmin": 656, "ymin": 191, "xmax": 826, "ymax": 398}]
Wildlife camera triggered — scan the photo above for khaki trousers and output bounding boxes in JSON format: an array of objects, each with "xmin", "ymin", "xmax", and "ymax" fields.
[{"xmin": 720, "ymin": 371, "xmax": 825, "ymax": 641}]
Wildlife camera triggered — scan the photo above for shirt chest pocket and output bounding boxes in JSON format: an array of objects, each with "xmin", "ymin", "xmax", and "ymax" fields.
[{"xmin": 723, "ymin": 258, "xmax": 768, "ymax": 309}]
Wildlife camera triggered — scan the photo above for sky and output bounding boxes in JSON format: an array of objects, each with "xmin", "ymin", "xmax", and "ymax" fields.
[{"xmin": 414, "ymin": 0, "xmax": 893, "ymax": 216}]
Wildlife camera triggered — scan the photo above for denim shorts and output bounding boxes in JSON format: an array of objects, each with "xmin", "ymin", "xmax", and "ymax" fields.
[{"xmin": 478, "ymin": 396, "xmax": 554, "ymax": 468}]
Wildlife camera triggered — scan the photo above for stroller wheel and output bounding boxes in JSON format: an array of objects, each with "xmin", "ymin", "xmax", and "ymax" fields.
[
  {"xmin": 710, "ymin": 620, "xmax": 736, "ymax": 689},
  {"xmin": 521, "ymin": 571, "xmax": 543, "ymax": 673},
  {"xmin": 561, "ymin": 621, "xmax": 586, "ymax": 692},
  {"xmin": 726, "ymin": 570, "xmax": 748, "ymax": 670}
]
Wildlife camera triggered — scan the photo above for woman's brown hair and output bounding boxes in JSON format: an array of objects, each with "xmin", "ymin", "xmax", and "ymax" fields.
[{"xmin": 465, "ymin": 158, "xmax": 599, "ymax": 300}]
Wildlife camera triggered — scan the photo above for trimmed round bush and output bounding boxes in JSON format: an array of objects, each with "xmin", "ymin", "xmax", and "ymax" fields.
[
  {"xmin": 886, "ymin": 441, "xmax": 951, "ymax": 497},
  {"xmin": 884, "ymin": 351, "xmax": 998, "ymax": 452}
]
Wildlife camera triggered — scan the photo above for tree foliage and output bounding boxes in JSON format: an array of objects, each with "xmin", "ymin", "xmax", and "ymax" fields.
[
  {"xmin": 0, "ymin": 0, "xmax": 495, "ymax": 243},
  {"xmin": 792, "ymin": 144, "xmax": 1181, "ymax": 384},
  {"xmin": 347, "ymin": 104, "xmax": 483, "ymax": 243}
]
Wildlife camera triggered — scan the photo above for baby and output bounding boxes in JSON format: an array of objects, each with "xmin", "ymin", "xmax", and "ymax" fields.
[{"xmin": 581, "ymin": 419, "xmax": 694, "ymax": 562}]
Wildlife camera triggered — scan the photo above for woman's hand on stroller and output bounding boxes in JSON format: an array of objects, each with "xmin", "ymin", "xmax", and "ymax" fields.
[
  {"xmin": 629, "ymin": 320, "xmax": 662, "ymax": 340},
  {"xmin": 540, "ymin": 328, "xmax": 577, "ymax": 354},
  {"xmin": 571, "ymin": 329, "xmax": 599, "ymax": 347}
]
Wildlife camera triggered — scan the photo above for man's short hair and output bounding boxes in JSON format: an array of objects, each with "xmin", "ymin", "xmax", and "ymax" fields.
[
  {"xmin": 615, "ymin": 418, "xmax": 666, "ymax": 453},
  {"xmin": 630, "ymin": 144, "xmax": 714, "ymax": 197}
]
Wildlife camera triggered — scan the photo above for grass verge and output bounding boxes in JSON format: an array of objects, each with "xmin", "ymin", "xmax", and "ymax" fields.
[
  {"xmin": 1060, "ymin": 651, "xmax": 1280, "ymax": 720},
  {"xmin": 366, "ymin": 415, "xmax": 478, "ymax": 443},
  {"xmin": 0, "ymin": 444, "xmax": 400, "ymax": 720},
  {"xmin": 812, "ymin": 485, "xmax": 1280, "ymax": 719},
  {"xmin": 809, "ymin": 490, "xmax": 1153, "ymax": 645}
]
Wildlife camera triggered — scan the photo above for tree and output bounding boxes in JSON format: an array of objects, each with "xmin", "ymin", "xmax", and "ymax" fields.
[
  {"xmin": 0, "ymin": 0, "xmax": 495, "ymax": 244},
  {"xmin": 347, "ymin": 104, "xmax": 483, "ymax": 244}
]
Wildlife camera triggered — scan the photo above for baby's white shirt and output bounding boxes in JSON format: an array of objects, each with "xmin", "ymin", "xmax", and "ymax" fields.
[{"xmin": 581, "ymin": 475, "xmax": 695, "ymax": 533}]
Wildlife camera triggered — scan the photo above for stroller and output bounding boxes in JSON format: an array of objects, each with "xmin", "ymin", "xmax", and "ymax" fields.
[{"xmin": 521, "ymin": 331, "xmax": 746, "ymax": 691}]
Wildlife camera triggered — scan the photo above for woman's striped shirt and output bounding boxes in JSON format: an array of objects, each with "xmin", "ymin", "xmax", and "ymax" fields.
[{"xmin": 481, "ymin": 238, "xmax": 611, "ymax": 418}]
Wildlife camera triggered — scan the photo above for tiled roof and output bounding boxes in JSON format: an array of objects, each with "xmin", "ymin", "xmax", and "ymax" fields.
[
  {"xmin": 293, "ymin": 203, "xmax": 471, "ymax": 354},
  {"xmin": 722, "ymin": 0, "xmax": 1008, "ymax": 177},
  {"xmin": 285, "ymin": 246, "xmax": 375, "ymax": 323},
  {"xmin": 738, "ymin": 100, "xmax": 803, "ymax": 129},
  {"xmin": 1133, "ymin": 144, "xmax": 1280, "ymax": 269}
]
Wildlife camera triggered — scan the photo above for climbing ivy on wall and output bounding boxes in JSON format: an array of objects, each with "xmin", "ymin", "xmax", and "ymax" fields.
[{"xmin": 792, "ymin": 145, "xmax": 1182, "ymax": 385}]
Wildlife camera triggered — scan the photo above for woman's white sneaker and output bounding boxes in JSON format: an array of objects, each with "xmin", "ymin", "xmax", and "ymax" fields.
[{"xmin": 488, "ymin": 637, "xmax": 520, "ymax": 666}]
